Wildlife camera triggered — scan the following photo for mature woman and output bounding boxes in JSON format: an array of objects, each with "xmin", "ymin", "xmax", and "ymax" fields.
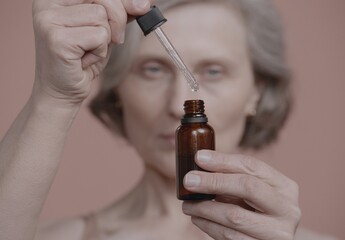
[{"xmin": 0, "ymin": 0, "xmax": 337, "ymax": 239}]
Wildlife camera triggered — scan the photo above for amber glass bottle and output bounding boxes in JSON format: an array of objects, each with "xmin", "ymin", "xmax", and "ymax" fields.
[{"xmin": 175, "ymin": 100, "xmax": 215, "ymax": 200}]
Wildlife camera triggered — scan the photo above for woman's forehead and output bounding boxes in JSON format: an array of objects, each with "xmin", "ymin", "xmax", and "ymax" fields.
[{"xmin": 136, "ymin": 2, "xmax": 248, "ymax": 63}]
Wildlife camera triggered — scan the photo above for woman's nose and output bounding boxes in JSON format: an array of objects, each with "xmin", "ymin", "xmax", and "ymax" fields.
[{"xmin": 167, "ymin": 73, "xmax": 200, "ymax": 119}]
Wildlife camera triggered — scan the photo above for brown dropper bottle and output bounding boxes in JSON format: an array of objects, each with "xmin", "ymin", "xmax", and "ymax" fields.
[{"xmin": 175, "ymin": 100, "xmax": 215, "ymax": 200}]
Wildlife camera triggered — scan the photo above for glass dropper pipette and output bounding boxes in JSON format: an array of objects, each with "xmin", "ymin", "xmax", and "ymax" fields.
[{"xmin": 136, "ymin": 6, "xmax": 199, "ymax": 92}]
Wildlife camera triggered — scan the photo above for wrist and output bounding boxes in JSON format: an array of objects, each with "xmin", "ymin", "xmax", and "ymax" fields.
[
  {"xmin": 28, "ymin": 83, "xmax": 82, "ymax": 127},
  {"xmin": 30, "ymin": 81, "xmax": 84, "ymax": 113}
]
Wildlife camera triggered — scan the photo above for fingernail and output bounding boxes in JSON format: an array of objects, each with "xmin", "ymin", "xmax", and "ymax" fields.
[
  {"xmin": 133, "ymin": 0, "xmax": 150, "ymax": 10},
  {"xmin": 118, "ymin": 31, "xmax": 125, "ymax": 44},
  {"xmin": 197, "ymin": 150, "xmax": 212, "ymax": 163},
  {"xmin": 100, "ymin": 47, "xmax": 108, "ymax": 58},
  {"xmin": 184, "ymin": 173, "xmax": 201, "ymax": 187}
]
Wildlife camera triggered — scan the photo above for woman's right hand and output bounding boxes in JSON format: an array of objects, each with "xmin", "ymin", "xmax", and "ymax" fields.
[
  {"xmin": 32, "ymin": 0, "xmax": 153, "ymax": 105},
  {"xmin": 0, "ymin": 3, "xmax": 153, "ymax": 240}
]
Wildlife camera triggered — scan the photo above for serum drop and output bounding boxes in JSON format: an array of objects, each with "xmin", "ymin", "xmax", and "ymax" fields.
[{"xmin": 175, "ymin": 100, "xmax": 215, "ymax": 200}]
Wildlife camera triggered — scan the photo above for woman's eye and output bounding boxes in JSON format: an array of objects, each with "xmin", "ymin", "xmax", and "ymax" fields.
[
  {"xmin": 140, "ymin": 62, "xmax": 170, "ymax": 80},
  {"xmin": 207, "ymin": 69, "xmax": 222, "ymax": 76},
  {"xmin": 145, "ymin": 66, "xmax": 160, "ymax": 74},
  {"xmin": 200, "ymin": 65, "xmax": 225, "ymax": 81}
]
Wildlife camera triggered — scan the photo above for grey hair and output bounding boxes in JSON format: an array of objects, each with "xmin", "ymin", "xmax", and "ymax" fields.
[{"xmin": 89, "ymin": 0, "xmax": 292, "ymax": 149}]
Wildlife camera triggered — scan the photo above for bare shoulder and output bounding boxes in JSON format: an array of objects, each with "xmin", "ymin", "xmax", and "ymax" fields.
[
  {"xmin": 295, "ymin": 227, "xmax": 340, "ymax": 240},
  {"xmin": 35, "ymin": 217, "xmax": 86, "ymax": 240}
]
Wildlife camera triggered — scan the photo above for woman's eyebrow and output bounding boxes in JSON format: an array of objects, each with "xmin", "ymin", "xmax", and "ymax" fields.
[
  {"xmin": 195, "ymin": 56, "xmax": 237, "ymax": 68},
  {"xmin": 129, "ymin": 55, "xmax": 174, "ymax": 73},
  {"xmin": 134, "ymin": 53, "xmax": 171, "ymax": 63},
  {"xmin": 131, "ymin": 55, "xmax": 175, "ymax": 67}
]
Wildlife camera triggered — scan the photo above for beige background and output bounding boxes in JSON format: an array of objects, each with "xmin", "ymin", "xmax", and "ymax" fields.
[{"xmin": 0, "ymin": 0, "xmax": 344, "ymax": 238}]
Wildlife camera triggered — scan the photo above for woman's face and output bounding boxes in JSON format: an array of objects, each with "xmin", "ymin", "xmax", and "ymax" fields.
[{"xmin": 117, "ymin": 2, "xmax": 259, "ymax": 179}]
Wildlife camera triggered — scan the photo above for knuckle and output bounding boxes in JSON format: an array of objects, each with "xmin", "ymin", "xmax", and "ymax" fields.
[
  {"xmin": 276, "ymin": 229, "xmax": 294, "ymax": 240},
  {"xmin": 295, "ymin": 207, "xmax": 302, "ymax": 221},
  {"xmin": 93, "ymin": 4, "xmax": 108, "ymax": 21},
  {"xmin": 282, "ymin": 178, "xmax": 300, "ymax": 203},
  {"xmin": 117, "ymin": 12, "xmax": 127, "ymax": 27},
  {"xmin": 218, "ymin": 153, "xmax": 230, "ymax": 168},
  {"xmin": 289, "ymin": 179, "xmax": 300, "ymax": 196},
  {"xmin": 33, "ymin": 10, "xmax": 52, "ymax": 33},
  {"xmin": 239, "ymin": 155, "xmax": 260, "ymax": 174},
  {"xmin": 225, "ymin": 207, "xmax": 246, "ymax": 228},
  {"xmin": 282, "ymin": 205, "xmax": 301, "ymax": 222},
  {"xmin": 290, "ymin": 205, "xmax": 302, "ymax": 221},
  {"xmin": 123, "ymin": 0, "xmax": 149, "ymax": 13},
  {"xmin": 47, "ymin": 28, "xmax": 65, "ymax": 46},
  {"xmin": 45, "ymin": 29, "xmax": 71, "ymax": 58},
  {"xmin": 207, "ymin": 173, "xmax": 225, "ymax": 194},
  {"xmin": 221, "ymin": 228, "xmax": 235, "ymax": 240},
  {"xmin": 246, "ymin": 158, "xmax": 259, "ymax": 173},
  {"xmin": 97, "ymin": 27, "xmax": 109, "ymax": 42},
  {"xmin": 239, "ymin": 175, "xmax": 258, "ymax": 197},
  {"xmin": 33, "ymin": 12, "xmax": 64, "ymax": 48}
]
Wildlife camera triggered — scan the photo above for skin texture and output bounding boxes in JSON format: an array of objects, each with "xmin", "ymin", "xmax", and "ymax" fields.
[
  {"xmin": 0, "ymin": 1, "xmax": 153, "ymax": 240},
  {"xmin": 0, "ymin": 1, "xmax": 302, "ymax": 240}
]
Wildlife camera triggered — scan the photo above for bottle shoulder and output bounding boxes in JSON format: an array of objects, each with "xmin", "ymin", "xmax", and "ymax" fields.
[{"xmin": 176, "ymin": 122, "xmax": 214, "ymax": 133}]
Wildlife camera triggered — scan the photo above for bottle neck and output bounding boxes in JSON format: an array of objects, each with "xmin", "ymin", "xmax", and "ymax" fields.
[
  {"xmin": 181, "ymin": 116, "xmax": 208, "ymax": 124},
  {"xmin": 181, "ymin": 100, "xmax": 208, "ymax": 124}
]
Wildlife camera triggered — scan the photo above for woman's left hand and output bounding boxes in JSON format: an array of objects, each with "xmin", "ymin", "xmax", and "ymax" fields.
[{"xmin": 182, "ymin": 150, "xmax": 301, "ymax": 240}]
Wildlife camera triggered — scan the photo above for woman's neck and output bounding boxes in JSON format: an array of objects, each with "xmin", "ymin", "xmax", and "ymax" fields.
[{"xmin": 96, "ymin": 165, "xmax": 186, "ymax": 230}]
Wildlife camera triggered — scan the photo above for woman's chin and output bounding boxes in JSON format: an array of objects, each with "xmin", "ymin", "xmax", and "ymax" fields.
[
  {"xmin": 155, "ymin": 164, "xmax": 176, "ymax": 180},
  {"xmin": 144, "ymin": 161, "xmax": 176, "ymax": 181}
]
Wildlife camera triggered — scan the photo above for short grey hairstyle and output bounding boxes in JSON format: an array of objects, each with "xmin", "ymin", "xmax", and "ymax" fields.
[{"xmin": 89, "ymin": 0, "xmax": 292, "ymax": 149}]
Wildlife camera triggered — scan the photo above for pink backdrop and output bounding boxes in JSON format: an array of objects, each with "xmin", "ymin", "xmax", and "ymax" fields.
[{"xmin": 0, "ymin": 1, "xmax": 344, "ymax": 238}]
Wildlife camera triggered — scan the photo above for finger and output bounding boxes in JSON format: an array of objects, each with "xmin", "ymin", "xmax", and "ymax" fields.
[
  {"xmin": 191, "ymin": 216, "xmax": 257, "ymax": 240},
  {"xmin": 33, "ymin": 0, "xmax": 152, "ymax": 13},
  {"xmin": 120, "ymin": 0, "xmax": 152, "ymax": 15},
  {"xmin": 40, "ymin": 4, "xmax": 109, "ymax": 27},
  {"xmin": 215, "ymin": 195, "xmax": 255, "ymax": 211},
  {"xmin": 56, "ymin": 26, "xmax": 110, "ymax": 81},
  {"xmin": 91, "ymin": 0, "xmax": 127, "ymax": 43},
  {"xmin": 184, "ymin": 171, "xmax": 287, "ymax": 214},
  {"xmin": 57, "ymin": 26, "xmax": 109, "ymax": 59},
  {"xmin": 34, "ymin": 0, "xmax": 153, "ymax": 43},
  {"xmin": 195, "ymin": 150, "xmax": 292, "ymax": 188},
  {"xmin": 184, "ymin": 201, "xmax": 291, "ymax": 239},
  {"xmin": 183, "ymin": 201, "xmax": 270, "ymax": 238},
  {"xmin": 92, "ymin": 0, "xmax": 153, "ymax": 43},
  {"xmin": 33, "ymin": 0, "xmax": 84, "ymax": 12},
  {"xmin": 82, "ymin": 45, "xmax": 110, "ymax": 69},
  {"xmin": 83, "ymin": 44, "xmax": 112, "ymax": 82},
  {"xmin": 35, "ymin": 4, "xmax": 112, "ymax": 43}
]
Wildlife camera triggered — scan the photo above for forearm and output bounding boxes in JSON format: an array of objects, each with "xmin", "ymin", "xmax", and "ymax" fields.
[{"xmin": 0, "ymin": 91, "xmax": 80, "ymax": 240}]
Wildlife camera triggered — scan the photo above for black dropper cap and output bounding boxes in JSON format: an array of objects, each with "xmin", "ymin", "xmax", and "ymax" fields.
[{"xmin": 136, "ymin": 6, "xmax": 167, "ymax": 36}]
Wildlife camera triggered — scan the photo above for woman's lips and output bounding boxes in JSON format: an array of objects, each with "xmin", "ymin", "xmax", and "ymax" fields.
[{"xmin": 159, "ymin": 133, "xmax": 176, "ymax": 148}]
